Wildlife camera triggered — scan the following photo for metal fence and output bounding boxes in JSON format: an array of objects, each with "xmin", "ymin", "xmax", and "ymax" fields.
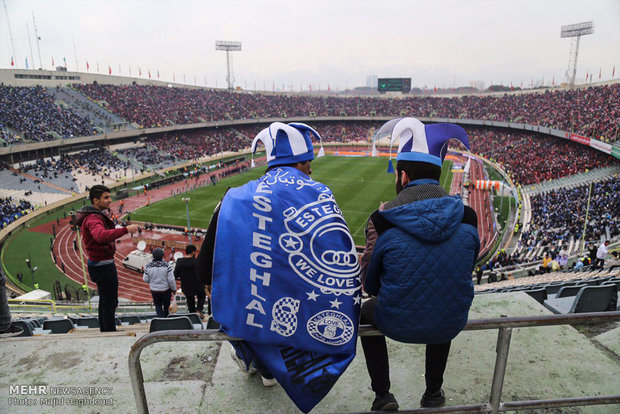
[{"xmin": 128, "ymin": 311, "xmax": 620, "ymax": 414}]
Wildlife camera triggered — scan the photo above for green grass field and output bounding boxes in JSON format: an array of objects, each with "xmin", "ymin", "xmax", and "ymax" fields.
[
  {"xmin": 131, "ymin": 156, "xmax": 454, "ymax": 246},
  {"xmin": 3, "ymin": 200, "xmax": 90, "ymax": 292}
]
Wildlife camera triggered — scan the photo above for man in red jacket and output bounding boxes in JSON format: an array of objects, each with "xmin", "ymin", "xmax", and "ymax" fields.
[{"xmin": 76, "ymin": 185, "xmax": 138, "ymax": 331}]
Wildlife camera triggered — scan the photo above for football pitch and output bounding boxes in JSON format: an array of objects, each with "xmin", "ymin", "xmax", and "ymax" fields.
[{"xmin": 130, "ymin": 156, "xmax": 453, "ymax": 245}]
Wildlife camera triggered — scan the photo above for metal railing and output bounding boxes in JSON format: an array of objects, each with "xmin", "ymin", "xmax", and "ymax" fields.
[
  {"xmin": 8, "ymin": 298, "xmax": 94, "ymax": 312},
  {"xmin": 129, "ymin": 311, "xmax": 620, "ymax": 414},
  {"xmin": 8, "ymin": 299, "xmax": 58, "ymax": 312}
]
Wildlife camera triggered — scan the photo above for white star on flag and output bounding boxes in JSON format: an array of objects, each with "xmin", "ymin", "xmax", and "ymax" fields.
[
  {"xmin": 353, "ymin": 295, "xmax": 361, "ymax": 305},
  {"xmin": 329, "ymin": 298, "xmax": 342, "ymax": 309},
  {"xmin": 306, "ymin": 290, "xmax": 319, "ymax": 301},
  {"xmin": 283, "ymin": 237, "xmax": 299, "ymax": 249}
]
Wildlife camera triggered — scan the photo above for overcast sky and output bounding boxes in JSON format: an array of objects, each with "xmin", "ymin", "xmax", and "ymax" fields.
[{"xmin": 1, "ymin": 0, "xmax": 619, "ymax": 90}]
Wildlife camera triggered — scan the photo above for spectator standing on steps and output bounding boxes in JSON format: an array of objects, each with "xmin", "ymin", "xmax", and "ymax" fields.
[
  {"xmin": 76, "ymin": 185, "xmax": 139, "ymax": 332},
  {"xmin": 143, "ymin": 248, "xmax": 176, "ymax": 317},
  {"xmin": 174, "ymin": 245, "xmax": 207, "ymax": 318},
  {"xmin": 595, "ymin": 240, "xmax": 610, "ymax": 268}
]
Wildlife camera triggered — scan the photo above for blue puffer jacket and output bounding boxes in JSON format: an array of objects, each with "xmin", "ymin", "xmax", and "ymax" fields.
[{"xmin": 365, "ymin": 195, "xmax": 479, "ymax": 344}]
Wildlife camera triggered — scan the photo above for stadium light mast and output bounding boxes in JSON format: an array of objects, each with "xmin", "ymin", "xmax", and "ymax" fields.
[
  {"xmin": 561, "ymin": 21, "xmax": 594, "ymax": 87},
  {"xmin": 215, "ymin": 40, "xmax": 242, "ymax": 90},
  {"xmin": 32, "ymin": 12, "xmax": 44, "ymax": 70}
]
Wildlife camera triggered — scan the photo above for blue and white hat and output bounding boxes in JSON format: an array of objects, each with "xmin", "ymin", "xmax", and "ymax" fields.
[
  {"xmin": 251, "ymin": 122, "xmax": 324, "ymax": 168},
  {"xmin": 375, "ymin": 117, "xmax": 470, "ymax": 172}
]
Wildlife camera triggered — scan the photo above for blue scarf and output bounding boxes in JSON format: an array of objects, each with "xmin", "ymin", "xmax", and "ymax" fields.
[{"xmin": 213, "ymin": 167, "xmax": 361, "ymax": 412}]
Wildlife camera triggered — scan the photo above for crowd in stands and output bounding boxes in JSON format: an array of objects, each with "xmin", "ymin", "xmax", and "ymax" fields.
[
  {"xmin": 1, "ymin": 81, "xmax": 617, "ymax": 146},
  {"xmin": 21, "ymin": 148, "xmax": 128, "ymax": 177},
  {"xmin": 72, "ymin": 83, "xmax": 620, "ymax": 142},
  {"xmin": 310, "ymin": 122, "xmax": 381, "ymax": 142},
  {"xmin": 68, "ymin": 97, "xmax": 119, "ymax": 129},
  {"xmin": 0, "ymin": 197, "xmax": 32, "ymax": 228},
  {"xmin": 467, "ymin": 127, "xmax": 616, "ymax": 185},
  {"xmin": 144, "ymin": 122, "xmax": 378, "ymax": 162},
  {"xmin": 518, "ymin": 176, "xmax": 620, "ymax": 258},
  {"xmin": 115, "ymin": 146, "xmax": 178, "ymax": 170},
  {"xmin": 0, "ymin": 128, "xmax": 13, "ymax": 144},
  {"xmin": 486, "ymin": 249, "xmax": 521, "ymax": 269},
  {"xmin": 0, "ymin": 85, "xmax": 94, "ymax": 142},
  {"xmin": 147, "ymin": 126, "xmax": 259, "ymax": 162}
]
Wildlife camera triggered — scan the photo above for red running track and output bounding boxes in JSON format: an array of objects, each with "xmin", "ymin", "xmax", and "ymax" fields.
[
  {"xmin": 446, "ymin": 154, "xmax": 496, "ymax": 258},
  {"xmin": 468, "ymin": 157, "xmax": 496, "ymax": 257},
  {"xmin": 51, "ymin": 161, "xmax": 256, "ymax": 302}
]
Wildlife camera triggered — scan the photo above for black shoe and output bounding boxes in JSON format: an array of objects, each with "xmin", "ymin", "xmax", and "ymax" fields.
[
  {"xmin": 371, "ymin": 392, "xmax": 399, "ymax": 411},
  {"xmin": 420, "ymin": 389, "xmax": 445, "ymax": 408},
  {"xmin": 0, "ymin": 323, "xmax": 23, "ymax": 338}
]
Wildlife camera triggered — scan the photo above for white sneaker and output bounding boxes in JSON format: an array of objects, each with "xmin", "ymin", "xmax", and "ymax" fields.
[
  {"xmin": 261, "ymin": 375, "xmax": 278, "ymax": 387},
  {"xmin": 230, "ymin": 344, "xmax": 257, "ymax": 375}
]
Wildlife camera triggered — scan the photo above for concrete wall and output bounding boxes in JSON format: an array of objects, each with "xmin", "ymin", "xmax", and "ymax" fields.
[{"xmin": 0, "ymin": 68, "xmax": 211, "ymax": 90}]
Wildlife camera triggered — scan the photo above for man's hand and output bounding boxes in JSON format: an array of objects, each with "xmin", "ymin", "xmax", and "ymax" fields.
[
  {"xmin": 205, "ymin": 285, "xmax": 212, "ymax": 299},
  {"xmin": 126, "ymin": 224, "xmax": 140, "ymax": 235}
]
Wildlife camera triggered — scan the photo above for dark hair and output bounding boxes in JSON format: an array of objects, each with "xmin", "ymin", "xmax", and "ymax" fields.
[
  {"xmin": 89, "ymin": 185, "xmax": 111, "ymax": 204},
  {"xmin": 152, "ymin": 248, "xmax": 165, "ymax": 261},
  {"xmin": 185, "ymin": 245, "xmax": 197, "ymax": 255},
  {"xmin": 265, "ymin": 160, "xmax": 310, "ymax": 173},
  {"xmin": 396, "ymin": 160, "xmax": 441, "ymax": 181}
]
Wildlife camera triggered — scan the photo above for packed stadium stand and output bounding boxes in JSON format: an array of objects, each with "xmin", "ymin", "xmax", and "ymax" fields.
[
  {"xmin": 0, "ymin": 85, "xmax": 94, "ymax": 143},
  {"xmin": 1, "ymin": 77, "xmax": 619, "ymax": 413},
  {"xmin": 70, "ymin": 83, "xmax": 620, "ymax": 144},
  {"xmin": 518, "ymin": 176, "xmax": 620, "ymax": 256},
  {"xmin": 467, "ymin": 127, "xmax": 617, "ymax": 185}
]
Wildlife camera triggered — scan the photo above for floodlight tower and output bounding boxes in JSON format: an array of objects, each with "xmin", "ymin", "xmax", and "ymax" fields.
[
  {"xmin": 561, "ymin": 21, "xmax": 594, "ymax": 86},
  {"xmin": 215, "ymin": 40, "xmax": 242, "ymax": 90}
]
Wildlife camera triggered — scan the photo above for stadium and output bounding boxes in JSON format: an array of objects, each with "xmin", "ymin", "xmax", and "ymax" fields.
[{"xmin": 1, "ymin": 1, "xmax": 619, "ymax": 413}]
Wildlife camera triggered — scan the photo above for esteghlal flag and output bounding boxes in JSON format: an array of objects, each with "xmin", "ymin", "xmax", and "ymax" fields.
[{"xmin": 212, "ymin": 166, "xmax": 361, "ymax": 412}]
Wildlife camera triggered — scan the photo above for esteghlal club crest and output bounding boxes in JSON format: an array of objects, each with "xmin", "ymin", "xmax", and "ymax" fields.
[
  {"xmin": 279, "ymin": 193, "xmax": 360, "ymax": 296},
  {"xmin": 307, "ymin": 310, "xmax": 355, "ymax": 346}
]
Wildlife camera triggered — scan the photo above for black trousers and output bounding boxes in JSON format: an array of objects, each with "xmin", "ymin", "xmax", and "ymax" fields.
[
  {"xmin": 88, "ymin": 263, "xmax": 119, "ymax": 332},
  {"xmin": 186, "ymin": 290, "xmax": 206, "ymax": 313},
  {"xmin": 151, "ymin": 290, "xmax": 172, "ymax": 317},
  {"xmin": 360, "ymin": 298, "xmax": 451, "ymax": 396}
]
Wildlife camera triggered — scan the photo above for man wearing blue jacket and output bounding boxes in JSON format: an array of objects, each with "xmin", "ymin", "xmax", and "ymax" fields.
[{"xmin": 359, "ymin": 118, "xmax": 480, "ymax": 411}]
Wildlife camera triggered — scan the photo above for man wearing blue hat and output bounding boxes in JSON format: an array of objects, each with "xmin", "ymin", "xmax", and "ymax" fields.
[
  {"xmin": 197, "ymin": 122, "xmax": 361, "ymax": 413},
  {"xmin": 359, "ymin": 118, "xmax": 480, "ymax": 410}
]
